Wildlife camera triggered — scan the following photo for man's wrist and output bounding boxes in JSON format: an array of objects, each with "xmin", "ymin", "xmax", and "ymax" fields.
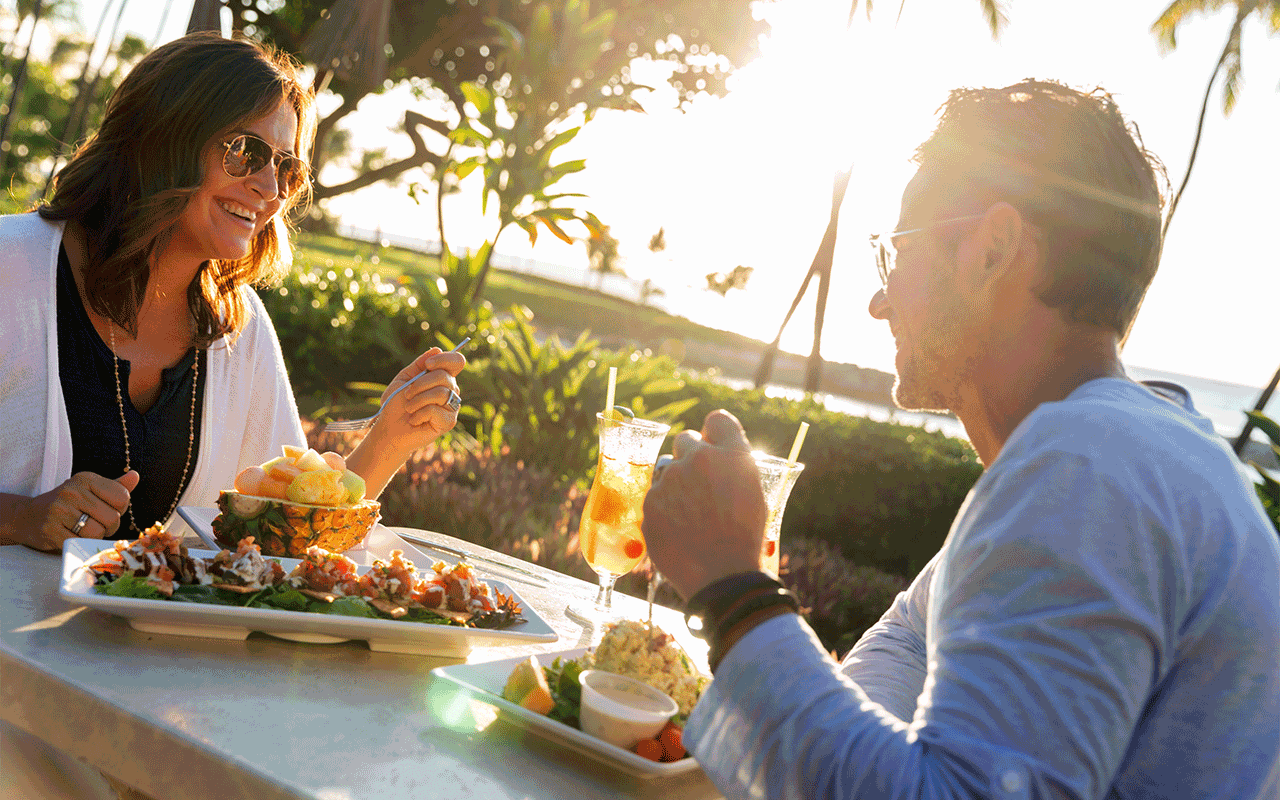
[
  {"xmin": 683, "ymin": 571, "xmax": 801, "ymax": 673},
  {"xmin": 711, "ymin": 604, "xmax": 798, "ymax": 674}
]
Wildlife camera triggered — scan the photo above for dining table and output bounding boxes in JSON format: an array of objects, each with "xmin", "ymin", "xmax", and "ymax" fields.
[{"xmin": 0, "ymin": 523, "xmax": 725, "ymax": 800}]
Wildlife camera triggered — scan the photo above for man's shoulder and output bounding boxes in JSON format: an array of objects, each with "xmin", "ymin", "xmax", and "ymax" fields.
[{"xmin": 1008, "ymin": 378, "xmax": 1224, "ymax": 466}]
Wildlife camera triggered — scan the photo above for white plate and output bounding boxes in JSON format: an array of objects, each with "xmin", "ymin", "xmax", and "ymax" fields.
[
  {"xmin": 59, "ymin": 539, "xmax": 559, "ymax": 657},
  {"xmin": 431, "ymin": 649, "xmax": 702, "ymax": 779}
]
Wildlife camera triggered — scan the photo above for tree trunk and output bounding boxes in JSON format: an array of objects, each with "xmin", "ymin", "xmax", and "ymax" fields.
[
  {"xmin": 1162, "ymin": 11, "xmax": 1243, "ymax": 242},
  {"xmin": 45, "ymin": 0, "xmax": 131, "ymax": 195},
  {"xmin": 755, "ymin": 168, "xmax": 851, "ymax": 392},
  {"xmin": 0, "ymin": 0, "xmax": 45, "ymax": 176}
]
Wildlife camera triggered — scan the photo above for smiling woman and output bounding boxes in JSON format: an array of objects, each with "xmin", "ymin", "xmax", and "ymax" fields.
[{"xmin": 0, "ymin": 32, "xmax": 468, "ymax": 557}]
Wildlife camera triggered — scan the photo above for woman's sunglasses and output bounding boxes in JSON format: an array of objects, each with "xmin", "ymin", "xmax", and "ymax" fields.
[{"xmin": 221, "ymin": 134, "xmax": 306, "ymax": 199}]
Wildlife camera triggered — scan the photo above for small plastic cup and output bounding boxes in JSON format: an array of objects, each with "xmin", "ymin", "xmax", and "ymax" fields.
[
  {"xmin": 753, "ymin": 451, "xmax": 804, "ymax": 575},
  {"xmin": 577, "ymin": 670, "xmax": 678, "ymax": 750}
]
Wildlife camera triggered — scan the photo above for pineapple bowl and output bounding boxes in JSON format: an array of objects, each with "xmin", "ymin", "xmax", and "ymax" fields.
[{"xmin": 211, "ymin": 446, "xmax": 381, "ymax": 557}]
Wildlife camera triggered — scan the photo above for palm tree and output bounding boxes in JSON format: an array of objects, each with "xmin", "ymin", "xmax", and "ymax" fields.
[
  {"xmin": 1, "ymin": 0, "xmax": 47, "ymax": 174},
  {"xmin": 756, "ymin": 1, "xmax": 1006, "ymax": 393},
  {"xmin": 1153, "ymin": 1, "xmax": 1279, "ymax": 239}
]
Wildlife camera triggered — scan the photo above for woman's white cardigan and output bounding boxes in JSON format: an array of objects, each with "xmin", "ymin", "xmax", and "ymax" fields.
[{"xmin": 0, "ymin": 212, "xmax": 306, "ymax": 536}]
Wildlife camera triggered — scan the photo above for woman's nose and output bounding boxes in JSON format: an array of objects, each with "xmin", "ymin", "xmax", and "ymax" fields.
[{"xmin": 247, "ymin": 160, "xmax": 282, "ymax": 200}]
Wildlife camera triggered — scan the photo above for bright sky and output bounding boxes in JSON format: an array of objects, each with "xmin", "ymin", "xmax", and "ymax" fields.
[{"xmin": 40, "ymin": 0, "xmax": 1280, "ymax": 388}]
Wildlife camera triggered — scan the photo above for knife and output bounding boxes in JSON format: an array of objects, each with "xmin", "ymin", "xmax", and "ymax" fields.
[{"xmin": 395, "ymin": 531, "xmax": 550, "ymax": 587}]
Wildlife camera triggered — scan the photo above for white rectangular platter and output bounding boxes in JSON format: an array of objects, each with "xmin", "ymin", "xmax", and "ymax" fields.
[
  {"xmin": 59, "ymin": 538, "xmax": 559, "ymax": 658},
  {"xmin": 431, "ymin": 648, "xmax": 702, "ymax": 779}
]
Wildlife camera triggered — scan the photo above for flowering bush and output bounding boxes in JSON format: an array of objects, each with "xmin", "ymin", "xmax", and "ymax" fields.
[{"xmin": 780, "ymin": 537, "xmax": 908, "ymax": 657}]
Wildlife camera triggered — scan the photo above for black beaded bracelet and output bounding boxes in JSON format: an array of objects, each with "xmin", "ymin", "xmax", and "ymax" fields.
[
  {"xmin": 707, "ymin": 587, "xmax": 800, "ymax": 673},
  {"xmin": 684, "ymin": 571, "xmax": 785, "ymax": 639}
]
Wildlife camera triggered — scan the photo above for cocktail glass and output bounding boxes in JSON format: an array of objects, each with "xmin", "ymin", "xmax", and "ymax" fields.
[
  {"xmin": 753, "ymin": 452, "xmax": 804, "ymax": 575},
  {"xmin": 567, "ymin": 412, "xmax": 670, "ymax": 624}
]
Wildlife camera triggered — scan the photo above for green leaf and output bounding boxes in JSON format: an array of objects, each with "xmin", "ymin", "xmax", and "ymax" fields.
[
  {"xmin": 1251, "ymin": 463, "xmax": 1280, "ymax": 504},
  {"xmin": 98, "ymin": 574, "xmax": 163, "ymax": 600},
  {"xmin": 316, "ymin": 597, "xmax": 381, "ymax": 618},
  {"xmin": 1245, "ymin": 410, "xmax": 1280, "ymax": 447},
  {"xmin": 460, "ymin": 82, "xmax": 494, "ymax": 115},
  {"xmin": 451, "ymin": 156, "xmax": 483, "ymax": 181},
  {"xmin": 548, "ymin": 159, "xmax": 588, "ymax": 178}
]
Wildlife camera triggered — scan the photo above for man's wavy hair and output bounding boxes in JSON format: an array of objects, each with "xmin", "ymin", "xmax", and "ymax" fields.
[
  {"xmin": 915, "ymin": 79, "xmax": 1166, "ymax": 340},
  {"xmin": 39, "ymin": 32, "xmax": 316, "ymax": 346}
]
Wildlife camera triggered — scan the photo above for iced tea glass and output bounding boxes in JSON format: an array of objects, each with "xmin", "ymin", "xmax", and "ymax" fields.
[
  {"xmin": 754, "ymin": 452, "xmax": 804, "ymax": 575},
  {"xmin": 566, "ymin": 413, "xmax": 670, "ymax": 624}
]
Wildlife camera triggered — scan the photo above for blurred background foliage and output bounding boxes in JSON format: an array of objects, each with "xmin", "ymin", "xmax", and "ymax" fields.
[{"xmin": 275, "ymin": 238, "xmax": 982, "ymax": 654}]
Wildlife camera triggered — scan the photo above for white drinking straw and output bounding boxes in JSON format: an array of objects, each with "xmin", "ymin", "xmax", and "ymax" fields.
[
  {"xmin": 605, "ymin": 366, "xmax": 617, "ymax": 415},
  {"xmin": 787, "ymin": 422, "xmax": 809, "ymax": 464}
]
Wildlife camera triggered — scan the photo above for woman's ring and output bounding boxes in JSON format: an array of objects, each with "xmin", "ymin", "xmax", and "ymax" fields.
[
  {"xmin": 653, "ymin": 453, "xmax": 674, "ymax": 478},
  {"xmin": 446, "ymin": 390, "xmax": 462, "ymax": 412},
  {"xmin": 71, "ymin": 512, "xmax": 90, "ymax": 536}
]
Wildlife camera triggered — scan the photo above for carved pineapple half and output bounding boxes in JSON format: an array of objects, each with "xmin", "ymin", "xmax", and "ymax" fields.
[{"xmin": 211, "ymin": 491, "xmax": 380, "ymax": 557}]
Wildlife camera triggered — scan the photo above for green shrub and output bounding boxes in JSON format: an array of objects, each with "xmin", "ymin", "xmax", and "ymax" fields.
[
  {"xmin": 258, "ymin": 265, "xmax": 439, "ymax": 410},
  {"xmin": 260, "ymin": 251, "xmax": 497, "ymax": 415},
  {"xmin": 1242, "ymin": 410, "xmax": 1280, "ymax": 535},
  {"xmin": 780, "ymin": 537, "xmax": 908, "ymax": 657},
  {"xmin": 456, "ymin": 310, "xmax": 697, "ymax": 484}
]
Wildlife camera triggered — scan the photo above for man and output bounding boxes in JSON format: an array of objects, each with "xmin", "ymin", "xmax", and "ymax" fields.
[{"xmin": 642, "ymin": 80, "xmax": 1280, "ymax": 799}]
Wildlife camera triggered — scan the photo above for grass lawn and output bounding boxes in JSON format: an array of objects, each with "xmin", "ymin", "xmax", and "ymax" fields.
[{"xmin": 292, "ymin": 231, "xmax": 790, "ymax": 357}]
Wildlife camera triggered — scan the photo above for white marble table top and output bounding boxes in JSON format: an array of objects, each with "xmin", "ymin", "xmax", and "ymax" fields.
[{"xmin": 0, "ymin": 527, "xmax": 719, "ymax": 800}]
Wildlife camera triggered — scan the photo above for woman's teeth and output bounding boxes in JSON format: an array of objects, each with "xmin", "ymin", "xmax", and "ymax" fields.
[{"xmin": 218, "ymin": 201, "xmax": 255, "ymax": 222}]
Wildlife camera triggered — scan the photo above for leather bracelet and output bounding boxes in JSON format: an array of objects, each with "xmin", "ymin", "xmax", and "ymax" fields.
[
  {"xmin": 707, "ymin": 587, "xmax": 800, "ymax": 673},
  {"xmin": 684, "ymin": 571, "xmax": 785, "ymax": 639}
]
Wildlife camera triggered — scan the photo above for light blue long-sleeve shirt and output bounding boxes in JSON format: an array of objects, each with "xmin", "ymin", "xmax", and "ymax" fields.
[{"xmin": 686, "ymin": 379, "xmax": 1280, "ymax": 799}]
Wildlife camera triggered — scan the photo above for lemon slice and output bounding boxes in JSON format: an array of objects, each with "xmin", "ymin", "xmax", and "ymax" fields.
[
  {"xmin": 502, "ymin": 655, "xmax": 555, "ymax": 714},
  {"xmin": 603, "ymin": 405, "xmax": 635, "ymax": 422}
]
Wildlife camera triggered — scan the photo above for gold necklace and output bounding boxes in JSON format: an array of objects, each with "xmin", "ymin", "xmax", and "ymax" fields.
[{"xmin": 108, "ymin": 325, "xmax": 198, "ymax": 534}]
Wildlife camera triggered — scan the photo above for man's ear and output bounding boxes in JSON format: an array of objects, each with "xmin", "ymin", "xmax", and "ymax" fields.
[{"xmin": 981, "ymin": 202, "xmax": 1024, "ymax": 277}]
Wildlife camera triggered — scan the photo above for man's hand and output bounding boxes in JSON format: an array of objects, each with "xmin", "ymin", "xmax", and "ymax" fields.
[{"xmin": 642, "ymin": 410, "xmax": 767, "ymax": 600}]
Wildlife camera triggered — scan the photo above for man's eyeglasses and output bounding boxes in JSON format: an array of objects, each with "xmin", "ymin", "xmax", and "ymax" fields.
[
  {"xmin": 868, "ymin": 214, "xmax": 986, "ymax": 286},
  {"xmin": 221, "ymin": 134, "xmax": 306, "ymax": 199}
]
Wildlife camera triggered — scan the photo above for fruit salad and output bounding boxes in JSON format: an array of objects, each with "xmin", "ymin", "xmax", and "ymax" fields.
[{"xmin": 233, "ymin": 446, "xmax": 366, "ymax": 506}]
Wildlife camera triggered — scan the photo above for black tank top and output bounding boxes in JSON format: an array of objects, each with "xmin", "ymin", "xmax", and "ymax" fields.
[{"xmin": 56, "ymin": 244, "xmax": 205, "ymax": 538}]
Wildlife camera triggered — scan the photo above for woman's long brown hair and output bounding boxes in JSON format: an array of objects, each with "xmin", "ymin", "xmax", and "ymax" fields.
[{"xmin": 39, "ymin": 32, "xmax": 316, "ymax": 347}]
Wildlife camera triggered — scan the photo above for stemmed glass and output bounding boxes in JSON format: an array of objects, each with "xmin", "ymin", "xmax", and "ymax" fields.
[{"xmin": 566, "ymin": 412, "xmax": 670, "ymax": 625}]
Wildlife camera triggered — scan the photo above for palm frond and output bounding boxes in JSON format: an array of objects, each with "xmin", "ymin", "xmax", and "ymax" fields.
[
  {"xmin": 848, "ymin": 1, "xmax": 872, "ymax": 27},
  {"xmin": 981, "ymin": 0, "xmax": 1010, "ymax": 37},
  {"xmin": 1221, "ymin": 15, "xmax": 1246, "ymax": 114},
  {"xmin": 1152, "ymin": 0, "xmax": 1232, "ymax": 52}
]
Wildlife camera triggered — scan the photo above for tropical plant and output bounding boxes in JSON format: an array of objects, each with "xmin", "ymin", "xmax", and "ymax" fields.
[
  {"xmin": 439, "ymin": 0, "xmax": 638, "ymax": 304},
  {"xmin": 585, "ymin": 223, "xmax": 624, "ymax": 289},
  {"xmin": 1152, "ymin": 0, "xmax": 1280, "ymax": 238},
  {"xmin": 198, "ymin": 0, "xmax": 770, "ymax": 205},
  {"xmin": 1, "ymin": 27, "xmax": 147, "ymax": 200},
  {"xmin": 1242, "ymin": 409, "xmax": 1280, "ymax": 534},
  {"xmin": 705, "ymin": 265, "xmax": 754, "ymax": 297},
  {"xmin": 848, "ymin": 0, "xmax": 1007, "ymax": 35},
  {"xmin": 455, "ymin": 309, "xmax": 697, "ymax": 484}
]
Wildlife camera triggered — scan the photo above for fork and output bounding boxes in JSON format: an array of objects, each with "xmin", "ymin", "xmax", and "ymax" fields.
[{"xmin": 323, "ymin": 338, "xmax": 470, "ymax": 432}]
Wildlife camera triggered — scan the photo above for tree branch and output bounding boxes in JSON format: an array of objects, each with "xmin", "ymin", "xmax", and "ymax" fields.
[{"xmin": 312, "ymin": 109, "xmax": 450, "ymax": 200}]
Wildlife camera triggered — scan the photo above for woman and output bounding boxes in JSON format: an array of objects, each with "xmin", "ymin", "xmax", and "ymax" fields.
[{"xmin": 0, "ymin": 32, "xmax": 464, "ymax": 551}]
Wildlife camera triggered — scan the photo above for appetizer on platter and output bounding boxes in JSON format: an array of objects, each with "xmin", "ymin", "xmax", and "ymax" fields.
[
  {"xmin": 501, "ymin": 620, "xmax": 706, "ymax": 762},
  {"xmin": 212, "ymin": 446, "xmax": 381, "ymax": 556},
  {"xmin": 84, "ymin": 527, "xmax": 525, "ymax": 630}
]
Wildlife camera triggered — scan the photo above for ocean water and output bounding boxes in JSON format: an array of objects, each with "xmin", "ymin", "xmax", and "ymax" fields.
[{"xmin": 725, "ymin": 366, "xmax": 1275, "ymax": 448}]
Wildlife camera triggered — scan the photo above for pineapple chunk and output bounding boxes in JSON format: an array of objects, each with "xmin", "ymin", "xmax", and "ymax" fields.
[
  {"xmin": 282, "ymin": 445, "xmax": 306, "ymax": 459},
  {"xmin": 295, "ymin": 448, "xmax": 329, "ymax": 472},
  {"xmin": 286, "ymin": 469, "xmax": 347, "ymax": 505}
]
